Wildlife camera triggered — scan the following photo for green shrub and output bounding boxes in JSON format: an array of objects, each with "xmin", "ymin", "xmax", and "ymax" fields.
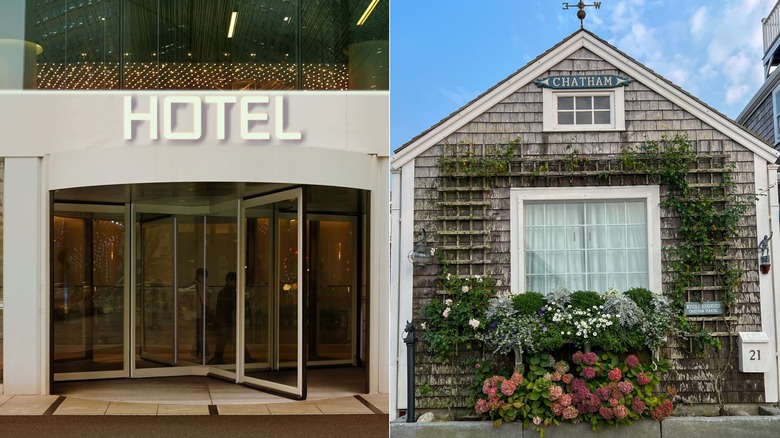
[
  {"xmin": 625, "ymin": 287, "xmax": 654, "ymax": 312},
  {"xmin": 569, "ymin": 290, "xmax": 603, "ymax": 310},
  {"xmin": 512, "ymin": 292, "xmax": 546, "ymax": 316}
]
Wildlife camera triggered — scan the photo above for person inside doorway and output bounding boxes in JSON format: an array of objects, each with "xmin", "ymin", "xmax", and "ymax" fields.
[{"xmin": 209, "ymin": 271, "xmax": 255, "ymax": 364}]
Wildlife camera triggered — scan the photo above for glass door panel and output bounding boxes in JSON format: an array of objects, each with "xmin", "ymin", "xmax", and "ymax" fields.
[
  {"xmin": 137, "ymin": 216, "xmax": 176, "ymax": 367},
  {"xmin": 53, "ymin": 210, "xmax": 125, "ymax": 376},
  {"xmin": 241, "ymin": 189, "xmax": 304, "ymax": 398},
  {"xmin": 176, "ymin": 216, "xmax": 208, "ymax": 365},
  {"xmin": 309, "ymin": 218, "xmax": 356, "ymax": 365}
]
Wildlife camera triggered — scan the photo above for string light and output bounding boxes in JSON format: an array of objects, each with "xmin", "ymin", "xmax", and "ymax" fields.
[{"xmin": 37, "ymin": 61, "xmax": 349, "ymax": 90}]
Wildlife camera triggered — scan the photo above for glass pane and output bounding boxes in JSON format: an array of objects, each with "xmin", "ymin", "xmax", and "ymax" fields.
[
  {"xmin": 278, "ymin": 216, "xmax": 299, "ymax": 366},
  {"xmin": 566, "ymin": 227, "xmax": 585, "ymax": 250},
  {"xmin": 626, "ymin": 249, "xmax": 648, "ymax": 272},
  {"xmin": 586, "ymin": 203, "xmax": 605, "ymax": 224},
  {"xmin": 525, "ymin": 227, "xmax": 545, "ymax": 251},
  {"xmin": 546, "ymin": 228, "xmax": 566, "ymax": 250},
  {"xmin": 207, "ymin": 215, "xmax": 239, "ymax": 368},
  {"xmin": 137, "ymin": 216, "xmax": 175, "ymax": 368},
  {"xmin": 176, "ymin": 217, "xmax": 208, "ymax": 364},
  {"xmin": 575, "ymin": 96, "xmax": 592, "ymax": 109},
  {"xmin": 28, "ymin": 0, "xmax": 388, "ymax": 91},
  {"xmin": 594, "ymin": 96, "xmax": 610, "ymax": 109},
  {"xmin": 54, "ymin": 214, "xmax": 125, "ymax": 373},
  {"xmin": 311, "ymin": 220, "xmax": 354, "ymax": 362},
  {"xmin": 594, "ymin": 110, "xmax": 611, "ymax": 124},
  {"xmin": 568, "ymin": 274, "xmax": 586, "ymax": 292},
  {"xmin": 558, "ymin": 111, "xmax": 574, "ymax": 125},
  {"xmin": 546, "ymin": 204, "xmax": 565, "ymax": 225},
  {"xmin": 606, "ymin": 250, "xmax": 627, "ymax": 272},
  {"xmin": 245, "ymin": 213, "xmax": 272, "ymax": 369},
  {"xmin": 564, "ymin": 203, "xmax": 584, "ymax": 225},
  {"xmin": 527, "ymin": 275, "xmax": 546, "ymax": 293},
  {"xmin": 588, "ymin": 274, "xmax": 607, "ymax": 292},
  {"xmin": 525, "ymin": 204, "xmax": 545, "ymax": 226},
  {"xmin": 587, "ymin": 226, "xmax": 606, "ymax": 249},
  {"xmin": 567, "ymin": 250, "xmax": 585, "ymax": 273},
  {"xmin": 605, "ymin": 202, "xmax": 626, "ymax": 224},
  {"xmin": 557, "ymin": 96, "xmax": 574, "ymax": 110},
  {"xmin": 575, "ymin": 111, "xmax": 592, "ymax": 124},
  {"xmin": 587, "ymin": 250, "xmax": 606, "ymax": 273}
]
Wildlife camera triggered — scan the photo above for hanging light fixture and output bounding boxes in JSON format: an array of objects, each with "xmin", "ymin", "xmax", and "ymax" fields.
[
  {"xmin": 407, "ymin": 229, "xmax": 433, "ymax": 268},
  {"xmin": 357, "ymin": 0, "xmax": 380, "ymax": 26}
]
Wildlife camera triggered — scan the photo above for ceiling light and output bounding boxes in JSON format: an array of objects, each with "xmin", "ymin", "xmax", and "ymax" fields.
[
  {"xmin": 228, "ymin": 12, "xmax": 238, "ymax": 38},
  {"xmin": 357, "ymin": 0, "xmax": 379, "ymax": 26}
]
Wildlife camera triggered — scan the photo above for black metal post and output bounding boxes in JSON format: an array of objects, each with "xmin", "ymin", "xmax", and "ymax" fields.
[{"xmin": 403, "ymin": 321, "xmax": 417, "ymax": 422}]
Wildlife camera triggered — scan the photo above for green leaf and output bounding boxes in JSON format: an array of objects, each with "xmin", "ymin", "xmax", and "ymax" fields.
[{"xmin": 493, "ymin": 419, "xmax": 503, "ymax": 429}]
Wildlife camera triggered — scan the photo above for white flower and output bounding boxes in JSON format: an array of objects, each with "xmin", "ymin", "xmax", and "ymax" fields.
[
  {"xmin": 430, "ymin": 247, "xmax": 436, "ymax": 256},
  {"xmin": 443, "ymin": 307, "xmax": 451, "ymax": 318},
  {"xmin": 421, "ymin": 322, "xmax": 427, "ymax": 329},
  {"xmin": 446, "ymin": 273, "xmax": 451, "ymax": 281},
  {"xmin": 461, "ymin": 285, "xmax": 469, "ymax": 293},
  {"xmin": 444, "ymin": 298, "xmax": 453, "ymax": 306},
  {"xmin": 468, "ymin": 318, "xmax": 480, "ymax": 329}
]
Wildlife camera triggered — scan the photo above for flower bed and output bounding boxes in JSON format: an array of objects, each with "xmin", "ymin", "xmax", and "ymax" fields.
[{"xmin": 474, "ymin": 351, "xmax": 675, "ymax": 435}]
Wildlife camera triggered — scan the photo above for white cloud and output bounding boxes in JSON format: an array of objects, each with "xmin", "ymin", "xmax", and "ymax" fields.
[
  {"xmin": 690, "ymin": 6, "xmax": 707, "ymax": 37},
  {"xmin": 726, "ymin": 84, "xmax": 750, "ymax": 105}
]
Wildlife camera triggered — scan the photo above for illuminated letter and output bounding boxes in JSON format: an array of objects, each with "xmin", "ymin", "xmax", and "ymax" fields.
[
  {"xmin": 275, "ymin": 96, "xmax": 301, "ymax": 140},
  {"xmin": 205, "ymin": 96, "xmax": 237, "ymax": 140},
  {"xmin": 163, "ymin": 96, "xmax": 202, "ymax": 140},
  {"xmin": 124, "ymin": 96, "xmax": 158, "ymax": 140},
  {"xmin": 241, "ymin": 96, "xmax": 270, "ymax": 140}
]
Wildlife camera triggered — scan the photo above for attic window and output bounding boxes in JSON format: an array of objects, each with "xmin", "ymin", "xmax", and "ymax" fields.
[{"xmin": 543, "ymin": 88, "xmax": 625, "ymax": 131}]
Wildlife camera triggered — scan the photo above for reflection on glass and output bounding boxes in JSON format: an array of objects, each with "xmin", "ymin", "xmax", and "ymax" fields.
[
  {"xmin": 26, "ymin": 0, "xmax": 388, "ymax": 90},
  {"xmin": 53, "ymin": 215, "xmax": 125, "ymax": 373}
]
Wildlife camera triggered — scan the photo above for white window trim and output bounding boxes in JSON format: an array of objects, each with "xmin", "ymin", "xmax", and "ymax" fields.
[
  {"xmin": 542, "ymin": 87, "xmax": 625, "ymax": 132},
  {"xmin": 510, "ymin": 185, "xmax": 662, "ymax": 294}
]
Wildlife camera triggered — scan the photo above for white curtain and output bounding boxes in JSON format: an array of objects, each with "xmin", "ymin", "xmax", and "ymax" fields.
[{"xmin": 524, "ymin": 200, "xmax": 647, "ymax": 293}]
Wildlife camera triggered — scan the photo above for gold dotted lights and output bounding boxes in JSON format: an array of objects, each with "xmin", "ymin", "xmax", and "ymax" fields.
[{"xmin": 37, "ymin": 61, "xmax": 348, "ymax": 90}]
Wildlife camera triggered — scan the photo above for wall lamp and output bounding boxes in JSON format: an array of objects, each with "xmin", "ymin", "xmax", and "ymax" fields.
[{"xmin": 407, "ymin": 228, "xmax": 433, "ymax": 268}]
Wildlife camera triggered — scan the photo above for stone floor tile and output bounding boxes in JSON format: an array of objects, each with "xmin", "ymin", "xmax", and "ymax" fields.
[
  {"xmin": 0, "ymin": 395, "xmax": 60, "ymax": 415},
  {"xmin": 267, "ymin": 401, "xmax": 323, "ymax": 415},
  {"xmin": 105, "ymin": 401, "xmax": 159, "ymax": 415},
  {"xmin": 314, "ymin": 396, "xmax": 373, "ymax": 414},
  {"xmin": 157, "ymin": 404, "xmax": 211, "ymax": 415},
  {"xmin": 217, "ymin": 404, "xmax": 272, "ymax": 415},
  {"xmin": 53, "ymin": 398, "xmax": 109, "ymax": 415}
]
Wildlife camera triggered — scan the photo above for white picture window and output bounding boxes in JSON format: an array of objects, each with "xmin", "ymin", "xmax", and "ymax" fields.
[
  {"xmin": 543, "ymin": 88, "xmax": 625, "ymax": 131},
  {"xmin": 510, "ymin": 186, "xmax": 661, "ymax": 294}
]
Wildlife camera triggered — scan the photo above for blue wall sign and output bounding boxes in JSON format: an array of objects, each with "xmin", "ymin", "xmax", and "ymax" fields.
[
  {"xmin": 684, "ymin": 301, "xmax": 724, "ymax": 316},
  {"xmin": 534, "ymin": 75, "xmax": 631, "ymax": 89}
]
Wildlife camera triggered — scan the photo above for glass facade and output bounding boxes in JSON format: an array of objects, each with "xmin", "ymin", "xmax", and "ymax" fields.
[{"xmin": 25, "ymin": 0, "xmax": 388, "ymax": 90}]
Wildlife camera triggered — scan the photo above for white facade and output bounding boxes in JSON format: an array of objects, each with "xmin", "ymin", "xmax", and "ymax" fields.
[{"xmin": 0, "ymin": 89, "xmax": 390, "ymax": 396}]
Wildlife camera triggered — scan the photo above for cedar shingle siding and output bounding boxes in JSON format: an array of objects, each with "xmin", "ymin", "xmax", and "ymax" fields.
[{"xmin": 411, "ymin": 47, "xmax": 765, "ymax": 408}]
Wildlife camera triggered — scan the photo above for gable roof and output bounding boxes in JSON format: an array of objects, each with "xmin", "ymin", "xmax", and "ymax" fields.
[{"xmin": 392, "ymin": 29, "xmax": 780, "ymax": 168}]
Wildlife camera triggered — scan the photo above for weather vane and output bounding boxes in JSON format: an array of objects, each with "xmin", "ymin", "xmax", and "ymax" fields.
[{"xmin": 562, "ymin": 1, "xmax": 602, "ymax": 29}]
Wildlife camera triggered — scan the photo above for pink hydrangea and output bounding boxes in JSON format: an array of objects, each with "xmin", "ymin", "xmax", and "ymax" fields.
[
  {"xmin": 501, "ymin": 379, "xmax": 517, "ymax": 396},
  {"xmin": 618, "ymin": 381, "xmax": 634, "ymax": 395},
  {"xmin": 650, "ymin": 400, "xmax": 674, "ymax": 421},
  {"xmin": 595, "ymin": 386, "xmax": 611, "ymax": 401},
  {"xmin": 637, "ymin": 372, "xmax": 651, "ymax": 386},
  {"xmin": 609, "ymin": 398, "xmax": 619, "ymax": 407},
  {"xmin": 475, "ymin": 398, "xmax": 490, "ymax": 414},
  {"xmin": 631, "ymin": 397, "xmax": 647, "ymax": 414},
  {"xmin": 571, "ymin": 378, "xmax": 586, "ymax": 392},
  {"xmin": 614, "ymin": 404, "xmax": 628, "ymax": 420},
  {"xmin": 551, "ymin": 372, "xmax": 562, "ymax": 382},
  {"xmin": 554, "ymin": 360, "xmax": 570, "ymax": 374},
  {"xmin": 551, "ymin": 402, "xmax": 564, "ymax": 416},
  {"xmin": 608, "ymin": 367, "xmax": 622, "ymax": 382},
  {"xmin": 562, "ymin": 373, "xmax": 574, "ymax": 384},
  {"xmin": 549, "ymin": 385, "xmax": 563, "ymax": 401},
  {"xmin": 572, "ymin": 351, "xmax": 584, "ymax": 365},
  {"xmin": 583, "ymin": 366, "xmax": 597, "ymax": 379},
  {"xmin": 559, "ymin": 393, "xmax": 573, "ymax": 407},
  {"xmin": 583, "ymin": 393, "xmax": 601, "ymax": 413},
  {"xmin": 562, "ymin": 405, "xmax": 579, "ymax": 420},
  {"xmin": 511, "ymin": 372, "xmax": 524, "ymax": 384},
  {"xmin": 582, "ymin": 352, "xmax": 598, "ymax": 366},
  {"xmin": 599, "ymin": 406, "xmax": 614, "ymax": 420},
  {"xmin": 625, "ymin": 354, "xmax": 640, "ymax": 368},
  {"xmin": 532, "ymin": 416, "xmax": 542, "ymax": 426}
]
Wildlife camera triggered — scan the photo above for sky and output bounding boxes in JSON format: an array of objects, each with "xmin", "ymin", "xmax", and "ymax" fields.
[{"xmin": 390, "ymin": 0, "xmax": 778, "ymax": 151}]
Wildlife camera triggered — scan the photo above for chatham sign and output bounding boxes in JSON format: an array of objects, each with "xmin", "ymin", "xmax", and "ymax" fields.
[
  {"xmin": 123, "ymin": 95, "xmax": 303, "ymax": 141},
  {"xmin": 534, "ymin": 74, "xmax": 631, "ymax": 89}
]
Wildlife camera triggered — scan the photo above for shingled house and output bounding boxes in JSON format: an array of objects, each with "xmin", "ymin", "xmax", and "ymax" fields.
[{"xmin": 390, "ymin": 29, "xmax": 780, "ymax": 417}]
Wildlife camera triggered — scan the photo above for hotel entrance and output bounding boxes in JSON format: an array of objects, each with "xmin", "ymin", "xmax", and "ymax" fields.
[{"xmin": 52, "ymin": 185, "xmax": 367, "ymax": 400}]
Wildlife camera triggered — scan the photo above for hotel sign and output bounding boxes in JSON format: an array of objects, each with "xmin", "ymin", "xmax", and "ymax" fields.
[
  {"xmin": 534, "ymin": 75, "xmax": 631, "ymax": 89},
  {"xmin": 684, "ymin": 301, "xmax": 724, "ymax": 316}
]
